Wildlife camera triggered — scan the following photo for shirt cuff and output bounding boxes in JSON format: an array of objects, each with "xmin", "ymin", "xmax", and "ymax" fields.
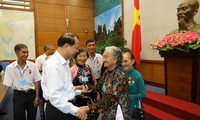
[
  {"xmin": 69, "ymin": 102, "xmax": 80, "ymax": 116},
  {"xmin": 75, "ymin": 90, "xmax": 81, "ymax": 96}
]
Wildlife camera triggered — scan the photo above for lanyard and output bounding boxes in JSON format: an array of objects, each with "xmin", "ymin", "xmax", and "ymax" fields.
[
  {"xmin": 89, "ymin": 56, "xmax": 98, "ymax": 68},
  {"xmin": 77, "ymin": 64, "xmax": 90, "ymax": 76},
  {"xmin": 102, "ymin": 67, "xmax": 118, "ymax": 93},
  {"xmin": 17, "ymin": 66, "xmax": 26, "ymax": 77}
]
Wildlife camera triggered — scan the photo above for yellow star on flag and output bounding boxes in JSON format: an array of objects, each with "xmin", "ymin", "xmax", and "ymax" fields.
[{"xmin": 133, "ymin": 7, "xmax": 140, "ymax": 30}]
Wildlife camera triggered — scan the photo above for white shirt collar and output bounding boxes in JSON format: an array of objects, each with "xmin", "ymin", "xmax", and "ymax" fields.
[{"xmin": 54, "ymin": 51, "xmax": 69, "ymax": 65}]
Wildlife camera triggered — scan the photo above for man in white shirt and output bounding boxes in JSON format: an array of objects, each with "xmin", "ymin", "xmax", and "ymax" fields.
[
  {"xmin": 86, "ymin": 39, "xmax": 103, "ymax": 82},
  {"xmin": 41, "ymin": 32, "xmax": 89, "ymax": 120},
  {"xmin": 3, "ymin": 43, "xmax": 41, "ymax": 120},
  {"xmin": 35, "ymin": 43, "xmax": 54, "ymax": 120},
  {"xmin": 35, "ymin": 44, "xmax": 54, "ymax": 73}
]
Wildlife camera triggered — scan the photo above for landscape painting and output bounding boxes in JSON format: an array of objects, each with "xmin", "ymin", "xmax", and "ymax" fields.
[{"xmin": 94, "ymin": 0, "xmax": 126, "ymax": 53}]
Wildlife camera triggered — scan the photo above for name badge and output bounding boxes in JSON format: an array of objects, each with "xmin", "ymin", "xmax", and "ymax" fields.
[
  {"xmin": 102, "ymin": 85, "xmax": 106, "ymax": 92},
  {"xmin": 19, "ymin": 79, "xmax": 27, "ymax": 85},
  {"xmin": 93, "ymin": 70, "xmax": 97, "ymax": 74},
  {"xmin": 82, "ymin": 77, "xmax": 89, "ymax": 82}
]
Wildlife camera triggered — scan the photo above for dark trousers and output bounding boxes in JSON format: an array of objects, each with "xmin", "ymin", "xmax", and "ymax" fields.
[
  {"xmin": 46, "ymin": 101, "xmax": 79, "ymax": 120},
  {"xmin": 13, "ymin": 90, "xmax": 37, "ymax": 120},
  {"xmin": 39, "ymin": 84, "xmax": 46, "ymax": 120}
]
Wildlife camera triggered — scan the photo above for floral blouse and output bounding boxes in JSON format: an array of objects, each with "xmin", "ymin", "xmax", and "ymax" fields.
[{"xmin": 90, "ymin": 67, "xmax": 130, "ymax": 120}]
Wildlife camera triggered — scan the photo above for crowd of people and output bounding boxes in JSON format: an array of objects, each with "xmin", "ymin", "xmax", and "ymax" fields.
[
  {"xmin": 2, "ymin": 32, "xmax": 146, "ymax": 120},
  {"xmin": 2, "ymin": 0, "xmax": 200, "ymax": 119}
]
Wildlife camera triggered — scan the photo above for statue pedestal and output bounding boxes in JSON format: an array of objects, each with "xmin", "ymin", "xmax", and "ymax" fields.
[{"xmin": 159, "ymin": 49, "xmax": 200, "ymax": 104}]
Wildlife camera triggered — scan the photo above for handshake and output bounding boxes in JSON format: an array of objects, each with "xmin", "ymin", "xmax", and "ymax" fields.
[
  {"xmin": 74, "ymin": 85, "xmax": 91, "ymax": 120},
  {"xmin": 74, "ymin": 84, "xmax": 94, "ymax": 94}
]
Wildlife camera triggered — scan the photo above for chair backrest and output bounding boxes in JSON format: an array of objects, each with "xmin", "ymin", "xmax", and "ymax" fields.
[{"xmin": 1, "ymin": 61, "xmax": 10, "ymax": 71}]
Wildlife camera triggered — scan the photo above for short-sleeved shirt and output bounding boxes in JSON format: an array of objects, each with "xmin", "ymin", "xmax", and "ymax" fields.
[
  {"xmin": 3, "ymin": 60, "xmax": 41, "ymax": 90},
  {"xmin": 35, "ymin": 54, "xmax": 48, "ymax": 70},
  {"xmin": 86, "ymin": 53, "xmax": 103, "ymax": 79}
]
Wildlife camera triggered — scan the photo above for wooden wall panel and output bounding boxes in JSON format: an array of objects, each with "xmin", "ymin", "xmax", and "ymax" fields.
[
  {"xmin": 35, "ymin": 0, "xmax": 94, "ymax": 56},
  {"xmin": 37, "ymin": 32, "xmax": 64, "ymax": 45},
  {"xmin": 167, "ymin": 58, "xmax": 192, "ymax": 101},
  {"xmin": 37, "ymin": 17, "xmax": 66, "ymax": 32},
  {"xmin": 137, "ymin": 60, "xmax": 165, "ymax": 88},
  {"xmin": 76, "ymin": 33, "xmax": 94, "ymax": 47},
  {"xmin": 38, "ymin": 45, "xmax": 44, "ymax": 56},
  {"xmin": 37, "ymin": 0, "xmax": 94, "ymax": 7},
  {"xmin": 30, "ymin": 0, "xmax": 34, "ymax": 9},
  {"xmin": 152, "ymin": 64, "xmax": 165, "ymax": 84},
  {"xmin": 68, "ymin": 19, "xmax": 94, "ymax": 33},
  {"xmin": 137, "ymin": 63, "xmax": 152, "ymax": 82},
  {"xmin": 36, "ymin": 3, "xmax": 66, "ymax": 18},
  {"xmin": 67, "ymin": 0, "xmax": 94, "ymax": 7},
  {"xmin": 36, "ymin": 0, "xmax": 67, "ymax": 5},
  {"xmin": 197, "ymin": 59, "xmax": 200, "ymax": 104},
  {"xmin": 68, "ymin": 6, "xmax": 93, "ymax": 20}
]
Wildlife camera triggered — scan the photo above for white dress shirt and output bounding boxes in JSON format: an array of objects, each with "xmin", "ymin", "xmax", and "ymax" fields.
[
  {"xmin": 3, "ymin": 60, "xmax": 41, "ymax": 90},
  {"xmin": 41, "ymin": 51, "xmax": 81, "ymax": 115},
  {"xmin": 86, "ymin": 53, "xmax": 103, "ymax": 79},
  {"xmin": 35, "ymin": 54, "xmax": 48, "ymax": 70}
]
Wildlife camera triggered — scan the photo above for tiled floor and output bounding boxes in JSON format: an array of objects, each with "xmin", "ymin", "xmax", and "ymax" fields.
[{"xmin": 0, "ymin": 84, "xmax": 165, "ymax": 120}]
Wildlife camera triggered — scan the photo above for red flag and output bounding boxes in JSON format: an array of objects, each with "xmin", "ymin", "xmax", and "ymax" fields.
[{"xmin": 132, "ymin": 0, "xmax": 141, "ymax": 67}]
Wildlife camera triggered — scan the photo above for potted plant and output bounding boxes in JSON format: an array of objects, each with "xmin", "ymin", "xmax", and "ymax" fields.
[{"xmin": 150, "ymin": 30, "xmax": 200, "ymax": 57}]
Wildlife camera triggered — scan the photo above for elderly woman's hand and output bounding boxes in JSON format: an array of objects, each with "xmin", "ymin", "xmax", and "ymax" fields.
[
  {"xmin": 74, "ymin": 85, "xmax": 83, "ymax": 90},
  {"xmin": 81, "ymin": 84, "xmax": 89, "ymax": 94}
]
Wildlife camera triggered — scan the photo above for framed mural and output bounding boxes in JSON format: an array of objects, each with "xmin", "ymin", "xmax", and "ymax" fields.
[
  {"xmin": 94, "ymin": 0, "xmax": 126, "ymax": 53},
  {"xmin": 0, "ymin": 9, "xmax": 35, "ymax": 60}
]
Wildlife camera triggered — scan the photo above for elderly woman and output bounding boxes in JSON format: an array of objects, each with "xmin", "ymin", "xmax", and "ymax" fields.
[
  {"xmin": 70, "ymin": 48, "xmax": 97, "ymax": 108},
  {"xmin": 121, "ymin": 48, "xmax": 146, "ymax": 120},
  {"xmin": 89, "ymin": 46, "xmax": 130, "ymax": 120}
]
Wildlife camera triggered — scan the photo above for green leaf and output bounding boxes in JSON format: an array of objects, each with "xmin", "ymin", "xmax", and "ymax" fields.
[
  {"xmin": 175, "ymin": 47, "xmax": 185, "ymax": 52},
  {"xmin": 189, "ymin": 44, "xmax": 200, "ymax": 50}
]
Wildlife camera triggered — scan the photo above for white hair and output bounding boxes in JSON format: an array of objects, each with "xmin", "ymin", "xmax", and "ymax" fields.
[{"xmin": 104, "ymin": 46, "xmax": 122, "ymax": 66}]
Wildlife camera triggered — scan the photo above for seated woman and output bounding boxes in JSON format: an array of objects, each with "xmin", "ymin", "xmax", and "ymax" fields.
[
  {"xmin": 89, "ymin": 46, "xmax": 130, "ymax": 120},
  {"xmin": 70, "ymin": 48, "xmax": 97, "ymax": 107},
  {"xmin": 121, "ymin": 48, "xmax": 146, "ymax": 119}
]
